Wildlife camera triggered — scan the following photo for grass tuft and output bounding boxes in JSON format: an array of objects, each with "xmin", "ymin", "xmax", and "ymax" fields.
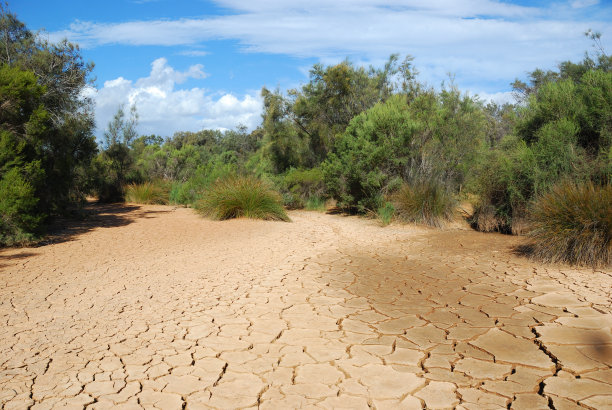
[
  {"xmin": 526, "ymin": 181, "xmax": 611, "ymax": 267},
  {"xmin": 125, "ymin": 181, "xmax": 169, "ymax": 205},
  {"xmin": 305, "ymin": 196, "xmax": 326, "ymax": 212},
  {"xmin": 377, "ymin": 201, "xmax": 395, "ymax": 226},
  {"xmin": 392, "ymin": 181, "xmax": 456, "ymax": 227},
  {"xmin": 195, "ymin": 175, "xmax": 290, "ymax": 221}
]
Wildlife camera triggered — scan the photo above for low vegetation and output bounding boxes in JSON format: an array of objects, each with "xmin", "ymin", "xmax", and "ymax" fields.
[
  {"xmin": 125, "ymin": 182, "xmax": 169, "ymax": 205},
  {"xmin": 2, "ymin": 5, "xmax": 610, "ymax": 266},
  {"xmin": 526, "ymin": 181, "xmax": 611, "ymax": 267},
  {"xmin": 194, "ymin": 175, "xmax": 289, "ymax": 221},
  {"xmin": 392, "ymin": 182, "xmax": 457, "ymax": 227}
]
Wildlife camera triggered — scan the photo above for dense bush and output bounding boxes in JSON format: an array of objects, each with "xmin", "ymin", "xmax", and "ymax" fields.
[
  {"xmin": 473, "ymin": 64, "xmax": 610, "ymax": 234},
  {"xmin": 526, "ymin": 181, "xmax": 611, "ymax": 267},
  {"xmin": 323, "ymin": 95, "xmax": 422, "ymax": 212},
  {"xmin": 195, "ymin": 175, "xmax": 289, "ymax": 221},
  {"xmin": 0, "ymin": 167, "xmax": 42, "ymax": 245},
  {"xmin": 277, "ymin": 167, "xmax": 326, "ymax": 209},
  {"xmin": 1, "ymin": 49, "xmax": 95, "ymax": 245},
  {"xmin": 392, "ymin": 181, "xmax": 457, "ymax": 227},
  {"xmin": 323, "ymin": 90, "xmax": 485, "ymax": 213},
  {"xmin": 1, "ymin": 8, "xmax": 97, "ymax": 231}
]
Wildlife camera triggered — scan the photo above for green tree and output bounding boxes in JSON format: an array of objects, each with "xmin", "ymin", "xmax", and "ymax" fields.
[
  {"xmin": 0, "ymin": 5, "xmax": 96, "ymax": 224},
  {"xmin": 96, "ymin": 105, "xmax": 139, "ymax": 201},
  {"xmin": 0, "ymin": 64, "xmax": 47, "ymax": 243}
]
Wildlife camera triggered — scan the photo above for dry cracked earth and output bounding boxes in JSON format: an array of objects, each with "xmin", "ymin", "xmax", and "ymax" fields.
[{"xmin": 1, "ymin": 204, "xmax": 611, "ymax": 409}]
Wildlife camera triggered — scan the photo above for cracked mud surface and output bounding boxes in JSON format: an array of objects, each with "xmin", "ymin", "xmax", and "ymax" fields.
[{"xmin": 1, "ymin": 203, "xmax": 611, "ymax": 409}]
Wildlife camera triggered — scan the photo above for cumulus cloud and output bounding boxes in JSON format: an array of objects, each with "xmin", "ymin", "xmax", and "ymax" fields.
[
  {"xmin": 93, "ymin": 58, "xmax": 262, "ymax": 137},
  {"xmin": 471, "ymin": 90, "xmax": 516, "ymax": 105}
]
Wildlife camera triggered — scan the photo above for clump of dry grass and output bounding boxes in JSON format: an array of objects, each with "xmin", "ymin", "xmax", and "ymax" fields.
[
  {"xmin": 195, "ymin": 175, "xmax": 289, "ymax": 221},
  {"xmin": 392, "ymin": 181, "xmax": 456, "ymax": 227},
  {"xmin": 125, "ymin": 181, "xmax": 169, "ymax": 205},
  {"xmin": 526, "ymin": 181, "xmax": 611, "ymax": 267}
]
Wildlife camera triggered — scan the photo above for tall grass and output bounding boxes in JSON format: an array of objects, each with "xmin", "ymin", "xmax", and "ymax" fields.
[
  {"xmin": 392, "ymin": 181, "xmax": 456, "ymax": 227},
  {"xmin": 527, "ymin": 181, "xmax": 611, "ymax": 267},
  {"xmin": 305, "ymin": 196, "xmax": 326, "ymax": 212},
  {"xmin": 125, "ymin": 181, "xmax": 169, "ymax": 205},
  {"xmin": 377, "ymin": 201, "xmax": 395, "ymax": 226},
  {"xmin": 195, "ymin": 175, "xmax": 290, "ymax": 221}
]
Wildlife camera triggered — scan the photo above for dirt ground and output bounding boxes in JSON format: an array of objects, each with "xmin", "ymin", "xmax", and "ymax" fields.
[{"xmin": 1, "ymin": 203, "xmax": 611, "ymax": 409}]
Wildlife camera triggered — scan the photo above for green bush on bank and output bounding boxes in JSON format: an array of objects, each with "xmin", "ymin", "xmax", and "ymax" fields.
[{"xmin": 194, "ymin": 175, "xmax": 289, "ymax": 221}]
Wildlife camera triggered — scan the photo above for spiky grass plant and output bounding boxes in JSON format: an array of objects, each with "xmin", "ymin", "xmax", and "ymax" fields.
[
  {"xmin": 392, "ymin": 181, "xmax": 456, "ymax": 227},
  {"xmin": 377, "ymin": 201, "xmax": 395, "ymax": 226},
  {"xmin": 195, "ymin": 175, "xmax": 289, "ymax": 221},
  {"xmin": 305, "ymin": 196, "xmax": 326, "ymax": 212},
  {"xmin": 125, "ymin": 181, "xmax": 169, "ymax": 205},
  {"xmin": 527, "ymin": 181, "xmax": 611, "ymax": 267}
]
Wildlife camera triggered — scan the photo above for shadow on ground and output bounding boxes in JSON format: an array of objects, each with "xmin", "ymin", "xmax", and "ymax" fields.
[{"xmin": 41, "ymin": 202, "xmax": 172, "ymax": 246}]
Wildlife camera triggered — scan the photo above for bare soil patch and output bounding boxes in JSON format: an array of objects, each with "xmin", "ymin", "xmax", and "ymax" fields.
[{"xmin": 1, "ymin": 203, "xmax": 610, "ymax": 408}]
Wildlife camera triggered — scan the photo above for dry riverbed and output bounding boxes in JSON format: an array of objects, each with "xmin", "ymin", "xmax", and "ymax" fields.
[{"xmin": 1, "ymin": 203, "xmax": 611, "ymax": 409}]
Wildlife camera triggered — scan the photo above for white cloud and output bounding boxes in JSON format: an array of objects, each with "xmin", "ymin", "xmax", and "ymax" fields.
[
  {"xmin": 51, "ymin": 0, "xmax": 610, "ymax": 96},
  {"xmin": 471, "ymin": 90, "xmax": 516, "ymax": 105},
  {"xmin": 93, "ymin": 58, "xmax": 263, "ymax": 137},
  {"xmin": 178, "ymin": 50, "xmax": 210, "ymax": 57},
  {"xmin": 571, "ymin": 0, "xmax": 599, "ymax": 8}
]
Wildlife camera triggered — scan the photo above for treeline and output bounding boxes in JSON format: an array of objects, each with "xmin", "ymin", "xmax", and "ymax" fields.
[{"xmin": 1, "ymin": 7, "xmax": 610, "ymax": 265}]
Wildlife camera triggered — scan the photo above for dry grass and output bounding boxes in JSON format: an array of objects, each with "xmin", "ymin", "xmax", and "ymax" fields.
[
  {"xmin": 195, "ymin": 175, "xmax": 289, "ymax": 221},
  {"xmin": 125, "ymin": 182, "xmax": 169, "ymax": 205},
  {"xmin": 392, "ymin": 181, "xmax": 456, "ymax": 227},
  {"xmin": 526, "ymin": 181, "xmax": 611, "ymax": 267}
]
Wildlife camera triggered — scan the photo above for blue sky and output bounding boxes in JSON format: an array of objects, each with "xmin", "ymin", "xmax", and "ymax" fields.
[{"xmin": 10, "ymin": 0, "xmax": 611, "ymax": 137}]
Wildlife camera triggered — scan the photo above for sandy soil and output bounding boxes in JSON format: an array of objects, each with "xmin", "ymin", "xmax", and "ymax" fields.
[{"xmin": 1, "ymin": 203, "xmax": 611, "ymax": 409}]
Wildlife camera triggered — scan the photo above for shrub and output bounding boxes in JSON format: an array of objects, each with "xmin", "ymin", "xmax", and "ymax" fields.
[
  {"xmin": 526, "ymin": 181, "xmax": 611, "ymax": 267},
  {"xmin": 471, "ymin": 139, "xmax": 538, "ymax": 234},
  {"xmin": 393, "ymin": 181, "xmax": 456, "ymax": 227},
  {"xmin": 125, "ymin": 181, "xmax": 169, "ymax": 205},
  {"xmin": 195, "ymin": 175, "xmax": 289, "ymax": 221},
  {"xmin": 278, "ymin": 167, "xmax": 326, "ymax": 209},
  {"xmin": 0, "ymin": 166, "xmax": 43, "ymax": 246},
  {"xmin": 377, "ymin": 201, "xmax": 395, "ymax": 226},
  {"xmin": 305, "ymin": 196, "xmax": 326, "ymax": 212},
  {"xmin": 169, "ymin": 178, "xmax": 206, "ymax": 205},
  {"xmin": 169, "ymin": 157, "xmax": 238, "ymax": 206}
]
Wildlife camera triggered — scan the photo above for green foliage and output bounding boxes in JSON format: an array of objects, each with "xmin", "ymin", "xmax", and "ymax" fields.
[
  {"xmin": 0, "ymin": 7, "xmax": 96, "ymax": 245},
  {"xmin": 474, "ymin": 60, "xmax": 611, "ymax": 234},
  {"xmin": 526, "ymin": 181, "xmax": 611, "ymax": 267},
  {"xmin": 96, "ymin": 105, "xmax": 139, "ymax": 202},
  {"xmin": 323, "ymin": 95, "xmax": 421, "ymax": 212},
  {"xmin": 0, "ymin": 165, "xmax": 42, "ymax": 245},
  {"xmin": 195, "ymin": 175, "xmax": 289, "ymax": 221},
  {"xmin": 377, "ymin": 201, "xmax": 395, "ymax": 226},
  {"xmin": 471, "ymin": 139, "xmax": 537, "ymax": 233},
  {"xmin": 305, "ymin": 196, "xmax": 326, "ymax": 212},
  {"xmin": 323, "ymin": 90, "xmax": 486, "ymax": 213},
  {"xmin": 392, "ymin": 181, "xmax": 456, "ymax": 227},
  {"xmin": 278, "ymin": 167, "xmax": 326, "ymax": 209},
  {"xmin": 125, "ymin": 181, "xmax": 170, "ymax": 205},
  {"xmin": 169, "ymin": 154, "xmax": 238, "ymax": 205},
  {"xmin": 260, "ymin": 56, "xmax": 416, "ymax": 172},
  {"xmin": 261, "ymin": 88, "xmax": 306, "ymax": 173}
]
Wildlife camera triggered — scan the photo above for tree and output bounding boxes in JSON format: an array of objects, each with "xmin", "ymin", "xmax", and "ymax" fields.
[
  {"xmin": 0, "ymin": 64, "xmax": 46, "ymax": 243},
  {"xmin": 96, "ymin": 105, "xmax": 139, "ymax": 201},
  {"xmin": 0, "ymin": 4, "xmax": 96, "ymax": 222}
]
